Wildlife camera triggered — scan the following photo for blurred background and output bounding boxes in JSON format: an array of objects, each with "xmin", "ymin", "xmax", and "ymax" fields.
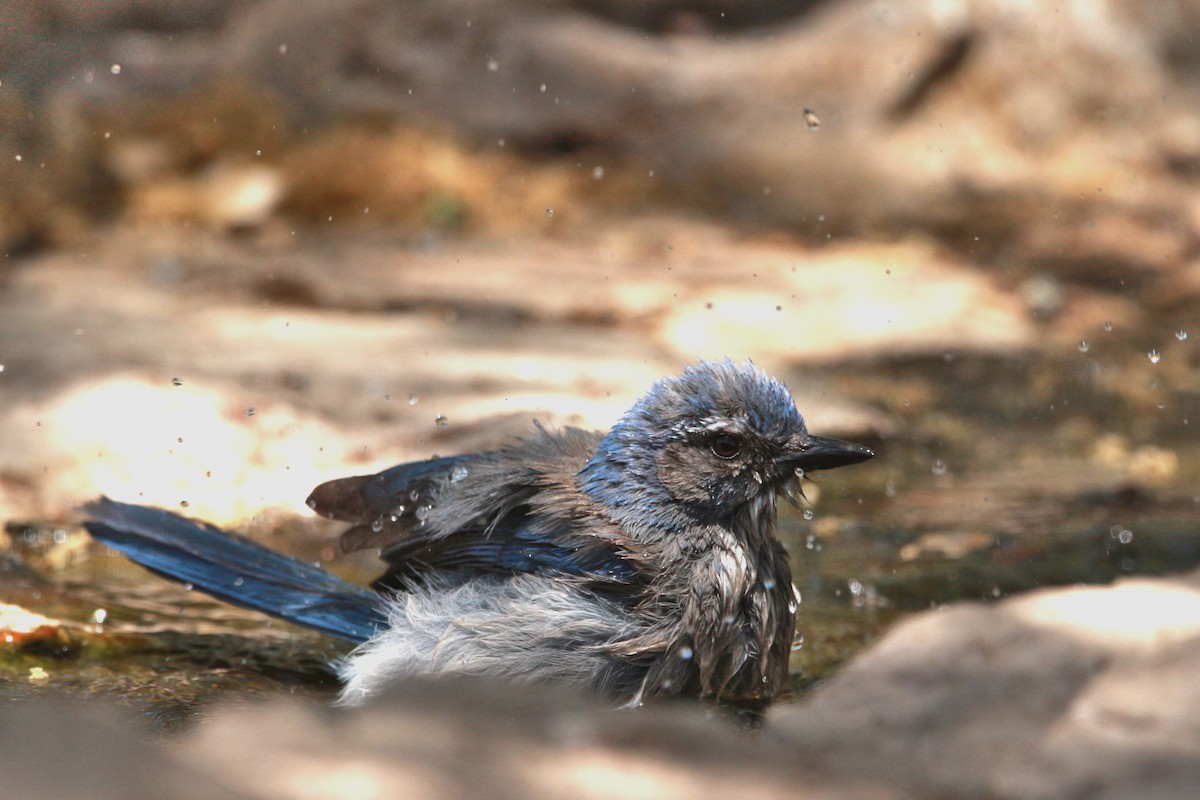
[{"xmin": 1, "ymin": 0, "xmax": 1199, "ymax": 717}]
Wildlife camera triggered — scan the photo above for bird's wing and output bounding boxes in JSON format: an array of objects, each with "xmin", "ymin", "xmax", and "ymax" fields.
[
  {"xmin": 309, "ymin": 428, "xmax": 648, "ymax": 601},
  {"xmin": 369, "ymin": 517, "xmax": 645, "ymax": 597},
  {"xmin": 307, "ymin": 453, "xmax": 480, "ymax": 553}
]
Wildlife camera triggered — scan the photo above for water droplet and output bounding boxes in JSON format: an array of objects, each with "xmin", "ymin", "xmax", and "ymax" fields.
[
  {"xmin": 90, "ymin": 608, "xmax": 107, "ymax": 624},
  {"xmin": 931, "ymin": 459, "xmax": 948, "ymax": 476},
  {"xmin": 1176, "ymin": 330, "xmax": 1189, "ymax": 341},
  {"xmin": 409, "ymin": 490, "xmax": 420, "ymax": 502},
  {"xmin": 1110, "ymin": 525, "xmax": 1134, "ymax": 544},
  {"xmin": 803, "ymin": 107, "xmax": 820, "ymax": 130},
  {"xmin": 1148, "ymin": 350, "xmax": 1161, "ymax": 364},
  {"xmin": 487, "ymin": 58, "xmax": 499, "ymax": 72},
  {"xmin": 233, "ymin": 577, "xmax": 245, "ymax": 587},
  {"xmin": 794, "ymin": 467, "xmax": 806, "ymax": 480},
  {"xmin": 306, "ymin": 497, "xmax": 317, "ymax": 509},
  {"xmin": 802, "ymin": 509, "xmax": 814, "ymax": 520},
  {"xmin": 246, "ymin": 407, "xmax": 256, "ymax": 417},
  {"xmin": 545, "ymin": 208, "xmax": 554, "ymax": 218},
  {"xmin": 679, "ymin": 646, "xmax": 694, "ymax": 660},
  {"xmin": 434, "ymin": 414, "xmax": 449, "ymax": 427},
  {"xmin": 414, "ymin": 504, "xmax": 433, "ymax": 524},
  {"xmin": 370, "ymin": 518, "xmax": 384, "ymax": 532},
  {"xmin": 407, "ymin": 393, "xmax": 419, "ymax": 405},
  {"xmin": 762, "ymin": 578, "xmax": 776, "ymax": 590},
  {"xmin": 279, "ymin": 43, "xmax": 288, "ymax": 54},
  {"xmin": 450, "ymin": 465, "xmax": 469, "ymax": 482},
  {"xmin": 884, "ymin": 481, "xmax": 897, "ymax": 498},
  {"xmin": 592, "ymin": 165, "xmax": 604, "ymax": 180},
  {"xmin": 179, "ymin": 500, "xmax": 189, "ymax": 508},
  {"xmin": 183, "ymin": 582, "xmax": 194, "ymax": 591},
  {"xmin": 171, "ymin": 377, "xmax": 183, "ymax": 386},
  {"xmin": 110, "ymin": 64, "xmax": 121, "ymax": 75},
  {"xmin": 1078, "ymin": 340, "xmax": 1089, "ymax": 353},
  {"xmin": 391, "ymin": 504, "xmax": 406, "ymax": 517},
  {"xmin": 1103, "ymin": 321, "xmax": 1113, "ymax": 332}
]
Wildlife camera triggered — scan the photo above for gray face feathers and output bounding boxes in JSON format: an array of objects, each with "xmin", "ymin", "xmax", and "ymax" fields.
[{"xmin": 580, "ymin": 359, "xmax": 872, "ymax": 529}]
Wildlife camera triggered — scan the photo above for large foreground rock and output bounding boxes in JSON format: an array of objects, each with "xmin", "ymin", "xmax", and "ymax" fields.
[{"xmin": 772, "ymin": 570, "xmax": 1200, "ymax": 799}]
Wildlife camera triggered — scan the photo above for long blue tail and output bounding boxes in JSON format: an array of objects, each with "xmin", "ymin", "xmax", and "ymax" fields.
[{"xmin": 81, "ymin": 497, "xmax": 384, "ymax": 644}]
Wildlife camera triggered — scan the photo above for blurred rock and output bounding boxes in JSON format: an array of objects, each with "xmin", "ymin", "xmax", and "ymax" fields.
[
  {"xmin": 0, "ymin": 676, "xmax": 902, "ymax": 800},
  {"xmin": 181, "ymin": 677, "xmax": 894, "ymax": 800},
  {"xmin": 0, "ymin": 700, "xmax": 247, "ymax": 800},
  {"xmin": 128, "ymin": 161, "xmax": 284, "ymax": 230},
  {"xmin": 4, "ymin": 0, "xmax": 1200, "ymax": 270},
  {"xmin": 770, "ymin": 569, "xmax": 1200, "ymax": 799}
]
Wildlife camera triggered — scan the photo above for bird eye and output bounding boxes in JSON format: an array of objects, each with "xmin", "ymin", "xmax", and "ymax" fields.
[{"xmin": 710, "ymin": 434, "xmax": 741, "ymax": 459}]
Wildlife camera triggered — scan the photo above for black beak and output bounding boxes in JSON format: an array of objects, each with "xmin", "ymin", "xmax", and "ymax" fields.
[{"xmin": 778, "ymin": 434, "xmax": 875, "ymax": 472}]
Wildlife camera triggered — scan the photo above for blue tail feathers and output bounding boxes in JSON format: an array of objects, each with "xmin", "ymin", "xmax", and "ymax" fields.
[{"xmin": 81, "ymin": 497, "xmax": 384, "ymax": 643}]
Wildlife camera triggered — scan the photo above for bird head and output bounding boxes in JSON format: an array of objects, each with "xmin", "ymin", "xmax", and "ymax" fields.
[{"xmin": 581, "ymin": 360, "xmax": 873, "ymax": 530}]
